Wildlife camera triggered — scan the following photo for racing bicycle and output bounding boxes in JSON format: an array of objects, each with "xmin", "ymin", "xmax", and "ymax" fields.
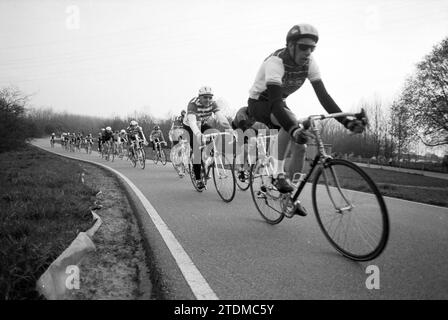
[
  {"xmin": 249, "ymin": 110, "xmax": 389, "ymax": 261},
  {"xmin": 189, "ymin": 131, "xmax": 236, "ymax": 202},
  {"xmin": 152, "ymin": 140, "xmax": 167, "ymax": 165},
  {"xmin": 129, "ymin": 135, "xmax": 146, "ymax": 169}
]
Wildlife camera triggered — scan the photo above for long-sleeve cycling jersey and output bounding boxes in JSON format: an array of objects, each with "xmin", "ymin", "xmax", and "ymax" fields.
[
  {"xmin": 150, "ymin": 129, "xmax": 165, "ymax": 142},
  {"xmin": 248, "ymin": 47, "xmax": 344, "ymax": 133},
  {"xmin": 126, "ymin": 125, "xmax": 146, "ymax": 141}
]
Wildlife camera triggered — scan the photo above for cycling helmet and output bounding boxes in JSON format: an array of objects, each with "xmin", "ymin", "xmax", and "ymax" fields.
[
  {"xmin": 106, "ymin": 126, "xmax": 112, "ymax": 131},
  {"xmin": 198, "ymin": 86, "xmax": 213, "ymax": 96},
  {"xmin": 286, "ymin": 24, "xmax": 319, "ymax": 44},
  {"xmin": 101, "ymin": 128, "xmax": 105, "ymax": 131},
  {"xmin": 130, "ymin": 120, "xmax": 138, "ymax": 126},
  {"xmin": 154, "ymin": 125, "xmax": 160, "ymax": 130},
  {"xmin": 120, "ymin": 129, "xmax": 126, "ymax": 134}
]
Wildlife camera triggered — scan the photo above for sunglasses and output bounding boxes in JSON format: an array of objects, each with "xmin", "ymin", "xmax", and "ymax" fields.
[
  {"xmin": 296, "ymin": 43, "xmax": 316, "ymax": 52},
  {"xmin": 201, "ymin": 95, "xmax": 213, "ymax": 100}
]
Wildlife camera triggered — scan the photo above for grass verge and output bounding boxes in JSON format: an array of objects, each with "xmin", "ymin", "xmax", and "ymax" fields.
[{"xmin": 0, "ymin": 145, "xmax": 99, "ymax": 300}]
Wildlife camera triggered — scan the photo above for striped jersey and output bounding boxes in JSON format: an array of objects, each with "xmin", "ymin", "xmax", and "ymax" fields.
[{"xmin": 184, "ymin": 97, "xmax": 221, "ymax": 126}]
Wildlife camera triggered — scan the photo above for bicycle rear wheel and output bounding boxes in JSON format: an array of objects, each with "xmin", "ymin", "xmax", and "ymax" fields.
[
  {"xmin": 212, "ymin": 153, "xmax": 236, "ymax": 202},
  {"xmin": 312, "ymin": 159, "xmax": 389, "ymax": 261},
  {"xmin": 249, "ymin": 161, "xmax": 284, "ymax": 225}
]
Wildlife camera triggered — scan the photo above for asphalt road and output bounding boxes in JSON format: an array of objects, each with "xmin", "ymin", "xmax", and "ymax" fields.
[{"xmin": 34, "ymin": 140, "xmax": 448, "ymax": 299}]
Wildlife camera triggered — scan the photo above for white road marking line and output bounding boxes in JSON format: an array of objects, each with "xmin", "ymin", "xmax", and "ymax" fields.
[{"xmin": 37, "ymin": 144, "xmax": 219, "ymax": 300}]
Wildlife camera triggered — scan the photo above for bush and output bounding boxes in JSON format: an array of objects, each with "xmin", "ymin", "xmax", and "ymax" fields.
[{"xmin": 0, "ymin": 88, "xmax": 36, "ymax": 153}]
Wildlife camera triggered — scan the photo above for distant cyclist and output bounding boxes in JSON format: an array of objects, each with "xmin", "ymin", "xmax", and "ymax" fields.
[
  {"xmin": 149, "ymin": 124, "xmax": 166, "ymax": 152},
  {"xmin": 103, "ymin": 127, "xmax": 114, "ymax": 150},
  {"xmin": 126, "ymin": 120, "xmax": 148, "ymax": 156},
  {"xmin": 169, "ymin": 110, "xmax": 187, "ymax": 147}
]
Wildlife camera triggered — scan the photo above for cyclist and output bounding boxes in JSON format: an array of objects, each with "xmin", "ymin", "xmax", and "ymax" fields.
[
  {"xmin": 169, "ymin": 110, "xmax": 187, "ymax": 147},
  {"xmin": 50, "ymin": 133, "xmax": 56, "ymax": 146},
  {"xmin": 183, "ymin": 86, "xmax": 232, "ymax": 190},
  {"xmin": 103, "ymin": 126, "xmax": 114, "ymax": 152},
  {"xmin": 75, "ymin": 132, "xmax": 83, "ymax": 150},
  {"xmin": 118, "ymin": 129, "xmax": 128, "ymax": 157},
  {"xmin": 63, "ymin": 132, "xmax": 70, "ymax": 148},
  {"xmin": 86, "ymin": 133, "xmax": 94, "ymax": 149},
  {"xmin": 70, "ymin": 133, "xmax": 77, "ymax": 150},
  {"xmin": 126, "ymin": 120, "xmax": 148, "ymax": 157},
  {"xmin": 239, "ymin": 23, "xmax": 366, "ymax": 209},
  {"xmin": 149, "ymin": 124, "xmax": 166, "ymax": 153},
  {"xmin": 119, "ymin": 129, "xmax": 128, "ymax": 144},
  {"xmin": 98, "ymin": 129, "xmax": 105, "ymax": 152}
]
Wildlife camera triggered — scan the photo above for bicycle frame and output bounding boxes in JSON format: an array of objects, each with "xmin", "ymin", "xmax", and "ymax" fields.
[
  {"xmin": 290, "ymin": 112, "xmax": 364, "ymax": 209},
  {"xmin": 200, "ymin": 131, "xmax": 234, "ymax": 175}
]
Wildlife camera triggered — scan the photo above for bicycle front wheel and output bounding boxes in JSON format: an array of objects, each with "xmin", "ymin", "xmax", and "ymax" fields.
[
  {"xmin": 212, "ymin": 153, "xmax": 236, "ymax": 202},
  {"xmin": 249, "ymin": 162, "xmax": 284, "ymax": 225},
  {"xmin": 312, "ymin": 159, "xmax": 389, "ymax": 261},
  {"xmin": 161, "ymin": 149, "xmax": 167, "ymax": 165},
  {"xmin": 152, "ymin": 149, "xmax": 158, "ymax": 164},
  {"xmin": 138, "ymin": 148, "xmax": 146, "ymax": 169},
  {"xmin": 189, "ymin": 162, "xmax": 205, "ymax": 192}
]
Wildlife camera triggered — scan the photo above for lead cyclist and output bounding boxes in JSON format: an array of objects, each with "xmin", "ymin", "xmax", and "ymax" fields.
[{"xmin": 235, "ymin": 23, "xmax": 366, "ymax": 216}]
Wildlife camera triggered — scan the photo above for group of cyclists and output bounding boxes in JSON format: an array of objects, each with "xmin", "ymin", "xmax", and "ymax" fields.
[
  {"xmin": 52, "ymin": 24, "xmax": 367, "ymax": 218},
  {"xmin": 55, "ymin": 120, "xmax": 169, "ymax": 162},
  {"xmin": 58, "ymin": 132, "xmax": 95, "ymax": 152},
  {"xmin": 166, "ymin": 23, "xmax": 367, "ymax": 216}
]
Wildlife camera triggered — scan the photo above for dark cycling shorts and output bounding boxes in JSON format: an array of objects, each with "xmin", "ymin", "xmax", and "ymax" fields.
[{"xmin": 248, "ymin": 98, "xmax": 298, "ymax": 130}]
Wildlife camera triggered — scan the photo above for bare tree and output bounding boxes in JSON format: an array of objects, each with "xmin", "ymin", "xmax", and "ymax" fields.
[{"xmin": 398, "ymin": 37, "xmax": 448, "ymax": 147}]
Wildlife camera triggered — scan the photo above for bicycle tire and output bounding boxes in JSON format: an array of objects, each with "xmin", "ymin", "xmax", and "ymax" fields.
[
  {"xmin": 110, "ymin": 144, "xmax": 115, "ymax": 162},
  {"xmin": 137, "ymin": 148, "xmax": 145, "ymax": 169},
  {"xmin": 249, "ymin": 162, "xmax": 285, "ymax": 225},
  {"xmin": 212, "ymin": 153, "xmax": 236, "ymax": 202},
  {"xmin": 233, "ymin": 155, "xmax": 251, "ymax": 191},
  {"xmin": 312, "ymin": 159, "xmax": 389, "ymax": 261},
  {"xmin": 152, "ymin": 149, "xmax": 158, "ymax": 164},
  {"xmin": 189, "ymin": 162, "xmax": 205, "ymax": 192}
]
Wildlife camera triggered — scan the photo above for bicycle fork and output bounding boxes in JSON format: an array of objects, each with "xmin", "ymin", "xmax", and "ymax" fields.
[{"xmin": 321, "ymin": 166, "xmax": 354, "ymax": 214}]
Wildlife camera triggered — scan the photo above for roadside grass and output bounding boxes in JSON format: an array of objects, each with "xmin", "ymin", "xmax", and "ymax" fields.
[
  {"xmin": 306, "ymin": 161, "xmax": 448, "ymax": 207},
  {"xmin": 0, "ymin": 145, "xmax": 99, "ymax": 300}
]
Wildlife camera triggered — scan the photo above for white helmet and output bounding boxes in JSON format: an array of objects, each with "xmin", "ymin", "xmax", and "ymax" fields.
[
  {"xmin": 120, "ymin": 129, "xmax": 126, "ymax": 134},
  {"xmin": 106, "ymin": 126, "xmax": 112, "ymax": 131},
  {"xmin": 130, "ymin": 120, "xmax": 138, "ymax": 126},
  {"xmin": 198, "ymin": 86, "xmax": 213, "ymax": 96}
]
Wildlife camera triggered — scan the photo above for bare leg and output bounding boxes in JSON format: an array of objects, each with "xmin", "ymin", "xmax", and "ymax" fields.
[{"xmin": 285, "ymin": 142, "xmax": 306, "ymax": 181}]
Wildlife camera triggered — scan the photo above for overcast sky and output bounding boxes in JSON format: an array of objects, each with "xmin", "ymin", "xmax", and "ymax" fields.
[{"xmin": 1, "ymin": 0, "xmax": 447, "ymax": 121}]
